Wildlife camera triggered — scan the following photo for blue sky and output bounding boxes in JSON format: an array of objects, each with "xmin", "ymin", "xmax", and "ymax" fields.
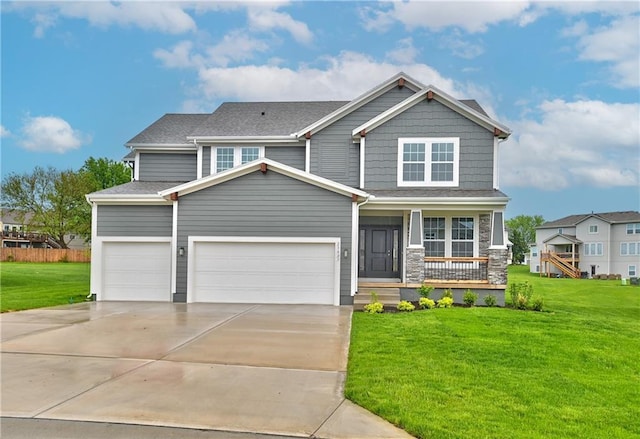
[{"xmin": 2, "ymin": 1, "xmax": 639, "ymax": 221}]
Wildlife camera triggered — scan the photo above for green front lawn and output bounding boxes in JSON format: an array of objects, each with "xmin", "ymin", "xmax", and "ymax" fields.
[
  {"xmin": 0, "ymin": 262, "xmax": 91, "ymax": 312},
  {"xmin": 346, "ymin": 266, "xmax": 640, "ymax": 438}
]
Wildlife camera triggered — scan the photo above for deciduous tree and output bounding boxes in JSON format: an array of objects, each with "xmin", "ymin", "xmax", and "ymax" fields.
[{"xmin": 506, "ymin": 214, "xmax": 545, "ymax": 264}]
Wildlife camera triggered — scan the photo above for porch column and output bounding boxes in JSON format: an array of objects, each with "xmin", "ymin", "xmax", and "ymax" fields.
[
  {"xmin": 406, "ymin": 210, "xmax": 425, "ymax": 284},
  {"xmin": 488, "ymin": 248, "xmax": 508, "ymax": 285}
]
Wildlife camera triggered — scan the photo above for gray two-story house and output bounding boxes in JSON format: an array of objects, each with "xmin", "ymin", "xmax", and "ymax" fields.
[{"xmin": 86, "ymin": 72, "xmax": 512, "ymax": 306}]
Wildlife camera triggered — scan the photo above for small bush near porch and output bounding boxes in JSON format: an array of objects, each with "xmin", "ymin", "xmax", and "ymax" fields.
[
  {"xmin": 345, "ymin": 265, "xmax": 639, "ymax": 439},
  {"xmin": 1, "ymin": 262, "xmax": 90, "ymax": 312}
]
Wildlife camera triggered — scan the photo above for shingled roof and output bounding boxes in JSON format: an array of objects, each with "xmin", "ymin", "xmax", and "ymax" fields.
[
  {"xmin": 540, "ymin": 211, "xmax": 640, "ymax": 228},
  {"xmin": 126, "ymin": 114, "xmax": 210, "ymax": 145}
]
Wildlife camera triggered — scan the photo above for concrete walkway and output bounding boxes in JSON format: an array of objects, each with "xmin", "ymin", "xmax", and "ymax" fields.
[{"xmin": 1, "ymin": 303, "xmax": 413, "ymax": 438}]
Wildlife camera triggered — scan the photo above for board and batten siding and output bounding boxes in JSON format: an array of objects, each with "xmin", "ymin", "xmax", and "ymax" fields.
[
  {"xmin": 310, "ymin": 85, "xmax": 415, "ymax": 187},
  {"xmin": 96, "ymin": 205, "xmax": 173, "ymax": 236},
  {"xmin": 176, "ymin": 171, "xmax": 353, "ymax": 304},
  {"xmin": 265, "ymin": 146, "xmax": 305, "ymax": 170},
  {"xmin": 365, "ymin": 99, "xmax": 495, "ymax": 190},
  {"xmin": 138, "ymin": 153, "xmax": 197, "ymax": 181}
]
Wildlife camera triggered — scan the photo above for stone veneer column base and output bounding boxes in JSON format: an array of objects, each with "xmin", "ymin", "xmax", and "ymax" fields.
[
  {"xmin": 488, "ymin": 248, "xmax": 508, "ymax": 285},
  {"xmin": 406, "ymin": 247, "xmax": 425, "ymax": 284}
]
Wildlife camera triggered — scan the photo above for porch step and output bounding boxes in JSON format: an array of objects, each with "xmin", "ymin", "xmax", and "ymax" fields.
[{"xmin": 354, "ymin": 287, "xmax": 401, "ymax": 311}]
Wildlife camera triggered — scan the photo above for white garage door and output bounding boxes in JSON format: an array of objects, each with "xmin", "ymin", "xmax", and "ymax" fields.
[
  {"xmin": 102, "ymin": 241, "xmax": 172, "ymax": 301},
  {"xmin": 190, "ymin": 239, "xmax": 339, "ymax": 305}
]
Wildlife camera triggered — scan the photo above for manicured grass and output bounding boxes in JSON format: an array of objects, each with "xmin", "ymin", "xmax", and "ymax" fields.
[
  {"xmin": 1, "ymin": 262, "xmax": 90, "ymax": 312},
  {"xmin": 346, "ymin": 266, "xmax": 640, "ymax": 439}
]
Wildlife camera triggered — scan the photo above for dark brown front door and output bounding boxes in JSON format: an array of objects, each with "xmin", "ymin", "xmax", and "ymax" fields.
[{"xmin": 359, "ymin": 225, "xmax": 401, "ymax": 278}]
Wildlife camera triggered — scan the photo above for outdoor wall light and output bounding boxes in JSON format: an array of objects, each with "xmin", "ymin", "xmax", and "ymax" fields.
[{"xmin": 179, "ymin": 247, "xmax": 185, "ymax": 257}]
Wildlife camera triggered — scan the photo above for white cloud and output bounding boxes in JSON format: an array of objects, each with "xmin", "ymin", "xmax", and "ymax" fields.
[
  {"xmin": 385, "ymin": 38, "xmax": 419, "ymax": 64},
  {"xmin": 247, "ymin": 5, "xmax": 313, "ymax": 44},
  {"xmin": 206, "ymin": 31, "xmax": 270, "ymax": 67},
  {"xmin": 0, "ymin": 125, "xmax": 11, "ymax": 137},
  {"xmin": 572, "ymin": 14, "xmax": 640, "ymax": 88},
  {"xmin": 439, "ymin": 31, "xmax": 484, "ymax": 59},
  {"xmin": 501, "ymin": 99, "xmax": 640, "ymax": 189},
  {"xmin": 19, "ymin": 115, "xmax": 91, "ymax": 153},
  {"xmin": 154, "ymin": 40, "xmax": 200, "ymax": 69},
  {"xmin": 194, "ymin": 51, "xmax": 461, "ymax": 102}
]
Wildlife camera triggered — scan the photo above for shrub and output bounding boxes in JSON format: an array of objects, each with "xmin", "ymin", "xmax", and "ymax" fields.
[
  {"xmin": 397, "ymin": 300, "xmax": 415, "ymax": 312},
  {"xmin": 419, "ymin": 297, "xmax": 435, "ymax": 309},
  {"xmin": 484, "ymin": 294, "xmax": 497, "ymax": 307},
  {"xmin": 417, "ymin": 284, "xmax": 434, "ymax": 298},
  {"xmin": 509, "ymin": 282, "xmax": 533, "ymax": 309},
  {"xmin": 6, "ymin": 255, "xmax": 15, "ymax": 262},
  {"xmin": 363, "ymin": 302, "xmax": 384, "ymax": 314},
  {"xmin": 370, "ymin": 291, "xmax": 379, "ymax": 303},
  {"xmin": 530, "ymin": 296, "xmax": 544, "ymax": 311},
  {"xmin": 442, "ymin": 288, "xmax": 454, "ymax": 299},
  {"xmin": 463, "ymin": 289, "xmax": 478, "ymax": 306},
  {"xmin": 437, "ymin": 297, "xmax": 454, "ymax": 308}
]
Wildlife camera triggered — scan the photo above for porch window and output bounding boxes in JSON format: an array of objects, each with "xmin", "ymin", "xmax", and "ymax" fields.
[
  {"xmin": 452, "ymin": 217, "xmax": 474, "ymax": 257},
  {"xmin": 212, "ymin": 146, "xmax": 265, "ymax": 174},
  {"xmin": 584, "ymin": 242, "xmax": 603, "ymax": 256},
  {"xmin": 398, "ymin": 137, "xmax": 459, "ymax": 187},
  {"xmin": 423, "ymin": 217, "xmax": 445, "ymax": 257}
]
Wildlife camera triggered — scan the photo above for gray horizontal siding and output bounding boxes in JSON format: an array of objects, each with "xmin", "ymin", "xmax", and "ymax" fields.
[
  {"xmin": 310, "ymin": 86, "xmax": 414, "ymax": 187},
  {"xmin": 201, "ymin": 146, "xmax": 211, "ymax": 178},
  {"xmin": 97, "ymin": 205, "xmax": 173, "ymax": 237},
  {"xmin": 265, "ymin": 146, "xmax": 305, "ymax": 170},
  {"xmin": 176, "ymin": 171, "xmax": 353, "ymax": 304},
  {"xmin": 138, "ymin": 153, "xmax": 197, "ymax": 181},
  {"xmin": 365, "ymin": 99, "xmax": 495, "ymax": 190}
]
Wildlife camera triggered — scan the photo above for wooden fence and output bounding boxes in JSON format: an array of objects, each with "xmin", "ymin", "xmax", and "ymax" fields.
[{"xmin": 1, "ymin": 248, "xmax": 91, "ymax": 263}]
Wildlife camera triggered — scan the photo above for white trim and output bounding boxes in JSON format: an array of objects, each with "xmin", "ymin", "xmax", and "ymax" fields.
[
  {"xmin": 171, "ymin": 200, "xmax": 178, "ymax": 295},
  {"xmin": 408, "ymin": 209, "xmax": 424, "ymax": 248},
  {"xmin": 188, "ymin": 135, "xmax": 298, "ymax": 144},
  {"xmin": 402, "ymin": 211, "xmax": 409, "ymax": 281},
  {"xmin": 86, "ymin": 195, "xmax": 171, "ymax": 205},
  {"xmin": 493, "ymin": 137, "xmax": 499, "ymax": 190},
  {"xmin": 196, "ymin": 144, "xmax": 203, "ymax": 180},
  {"xmin": 489, "ymin": 209, "xmax": 508, "ymax": 250},
  {"xmin": 397, "ymin": 137, "xmax": 460, "ymax": 187},
  {"xmin": 126, "ymin": 143, "xmax": 197, "ymax": 149},
  {"xmin": 359, "ymin": 137, "xmax": 365, "ymax": 189},
  {"xmin": 134, "ymin": 151, "xmax": 140, "ymax": 181},
  {"xmin": 187, "ymin": 236, "xmax": 341, "ymax": 306},
  {"xmin": 159, "ymin": 158, "xmax": 368, "ymax": 200},
  {"xmin": 305, "ymin": 138, "xmax": 311, "ymax": 173},
  {"xmin": 351, "ymin": 201, "xmax": 359, "ymax": 296},
  {"xmin": 295, "ymin": 72, "xmax": 424, "ymax": 138},
  {"xmin": 92, "ymin": 236, "xmax": 172, "ymax": 301},
  {"xmin": 366, "ymin": 197, "xmax": 509, "ymax": 208},
  {"xmin": 89, "ymin": 203, "xmax": 99, "ymax": 296}
]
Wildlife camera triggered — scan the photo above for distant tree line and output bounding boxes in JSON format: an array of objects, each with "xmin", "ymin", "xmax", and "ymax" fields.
[
  {"xmin": 1, "ymin": 157, "xmax": 131, "ymax": 248},
  {"xmin": 506, "ymin": 214, "xmax": 545, "ymax": 264}
]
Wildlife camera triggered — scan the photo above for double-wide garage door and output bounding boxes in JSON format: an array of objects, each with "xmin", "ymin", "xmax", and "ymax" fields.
[
  {"xmin": 190, "ymin": 239, "xmax": 339, "ymax": 305},
  {"xmin": 102, "ymin": 241, "xmax": 171, "ymax": 301}
]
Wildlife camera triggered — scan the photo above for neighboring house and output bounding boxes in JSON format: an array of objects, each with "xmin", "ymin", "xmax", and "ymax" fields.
[
  {"xmin": 86, "ymin": 72, "xmax": 512, "ymax": 305},
  {"xmin": 529, "ymin": 211, "xmax": 640, "ymax": 279},
  {"xmin": 0, "ymin": 209, "xmax": 88, "ymax": 249}
]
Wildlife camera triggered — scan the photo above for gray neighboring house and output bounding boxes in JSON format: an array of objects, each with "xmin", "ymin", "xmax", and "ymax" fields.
[
  {"xmin": 529, "ymin": 211, "xmax": 640, "ymax": 279},
  {"xmin": 86, "ymin": 72, "xmax": 512, "ymax": 305}
]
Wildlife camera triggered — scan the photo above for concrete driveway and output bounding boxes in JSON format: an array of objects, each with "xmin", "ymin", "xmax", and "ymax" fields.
[{"xmin": 1, "ymin": 302, "xmax": 412, "ymax": 438}]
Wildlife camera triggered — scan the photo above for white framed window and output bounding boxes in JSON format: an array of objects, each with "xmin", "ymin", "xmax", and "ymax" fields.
[
  {"xmin": 212, "ymin": 146, "xmax": 264, "ymax": 174},
  {"xmin": 588, "ymin": 225, "xmax": 598, "ymax": 234},
  {"xmin": 398, "ymin": 137, "xmax": 459, "ymax": 187},
  {"xmin": 621, "ymin": 242, "xmax": 640, "ymax": 256},
  {"xmin": 423, "ymin": 216, "xmax": 476, "ymax": 257},
  {"xmin": 531, "ymin": 246, "xmax": 538, "ymax": 257},
  {"xmin": 629, "ymin": 265, "xmax": 637, "ymax": 277},
  {"xmin": 627, "ymin": 223, "xmax": 640, "ymax": 234},
  {"xmin": 584, "ymin": 242, "xmax": 603, "ymax": 256},
  {"xmin": 558, "ymin": 228, "xmax": 564, "ymax": 234}
]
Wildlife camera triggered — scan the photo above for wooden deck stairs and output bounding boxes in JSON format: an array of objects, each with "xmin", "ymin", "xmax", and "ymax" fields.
[
  {"xmin": 353, "ymin": 286, "xmax": 401, "ymax": 311},
  {"xmin": 541, "ymin": 252, "xmax": 581, "ymax": 279}
]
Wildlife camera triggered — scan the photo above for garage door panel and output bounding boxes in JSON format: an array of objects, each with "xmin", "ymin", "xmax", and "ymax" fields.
[
  {"xmin": 191, "ymin": 240, "xmax": 337, "ymax": 305},
  {"xmin": 102, "ymin": 241, "xmax": 171, "ymax": 301}
]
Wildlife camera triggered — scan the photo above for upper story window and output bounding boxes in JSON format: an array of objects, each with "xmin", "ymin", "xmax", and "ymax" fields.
[
  {"xmin": 627, "ymin": 223, "xmax": 640, "ymax": 234},
  {"xmin": 531, "ymin": 246, "xmax": 538, "ymax": 257},
  {"xmin": 558, "ymin": 228, "xmax": 564, "ymax": 234},
  {"xmin": 398, "ymin": 137, "xmax": 459, "ymax": 187},
  {"xmin": 589, "ymin": 225, "xmax": 598, "ymax": 234},
  {"xmin": 423, "ymin": 216, "xmax": 475, "ymax": 257},
  {"xmin": 213, "ymin": 146, "xmax": 264, "ymax": 174},
  {"xmin": 584, "ymin": 242, "xmax": 603, "ymax": 256},
  {"xmin": 621, "ymin": 242, "xmax": 639, "ymax": 256}
]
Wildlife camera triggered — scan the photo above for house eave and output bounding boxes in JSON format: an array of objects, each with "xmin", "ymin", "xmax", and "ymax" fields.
[
  {"xmin": 364, "ymin": 196, "xmax": 510, "ymax": 209},
  {"xmin": 125, "ymin": 143, "xmax": 196, "ymax": 150},
  {"xmin": 85, "ymin": 194, "xmax": 171, "ymax": 205},
  {"xmin": 187, "ymin": 135, "xmax": 301, "ymax": 144}
]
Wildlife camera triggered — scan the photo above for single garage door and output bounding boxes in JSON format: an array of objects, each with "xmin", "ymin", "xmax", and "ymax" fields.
[
  {"xmin": 102, "ymin": 241, "xmax": 171, "ymax": 301},
  {"xmin": 190, "ymin": 239, "xmax": 339, "ymax": 305}
]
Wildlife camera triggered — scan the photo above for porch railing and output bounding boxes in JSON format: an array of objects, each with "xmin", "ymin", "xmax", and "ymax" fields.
[{"xmin": 423, "ymin": 257, "xmax": 489, "ymax": 282}]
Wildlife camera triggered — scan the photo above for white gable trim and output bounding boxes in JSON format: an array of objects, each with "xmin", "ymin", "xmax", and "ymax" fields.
[
  {"xmin": 159, "ymin": 158, "xmax": 369, "ymax": 199},
  {"xmin": 85, "ymin": 194, "xmax": 172, "ymax": 205},
  {"xmin": 187, "ymin": 135, "xmax": 299, "ymax": 144},
  {"xmin": 294, "ymin": 72, "xmax": 423, "ymax": 138},
  {"xmin": 352, "ymin": 85, "xmax": 511, "ymax": 139}
]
